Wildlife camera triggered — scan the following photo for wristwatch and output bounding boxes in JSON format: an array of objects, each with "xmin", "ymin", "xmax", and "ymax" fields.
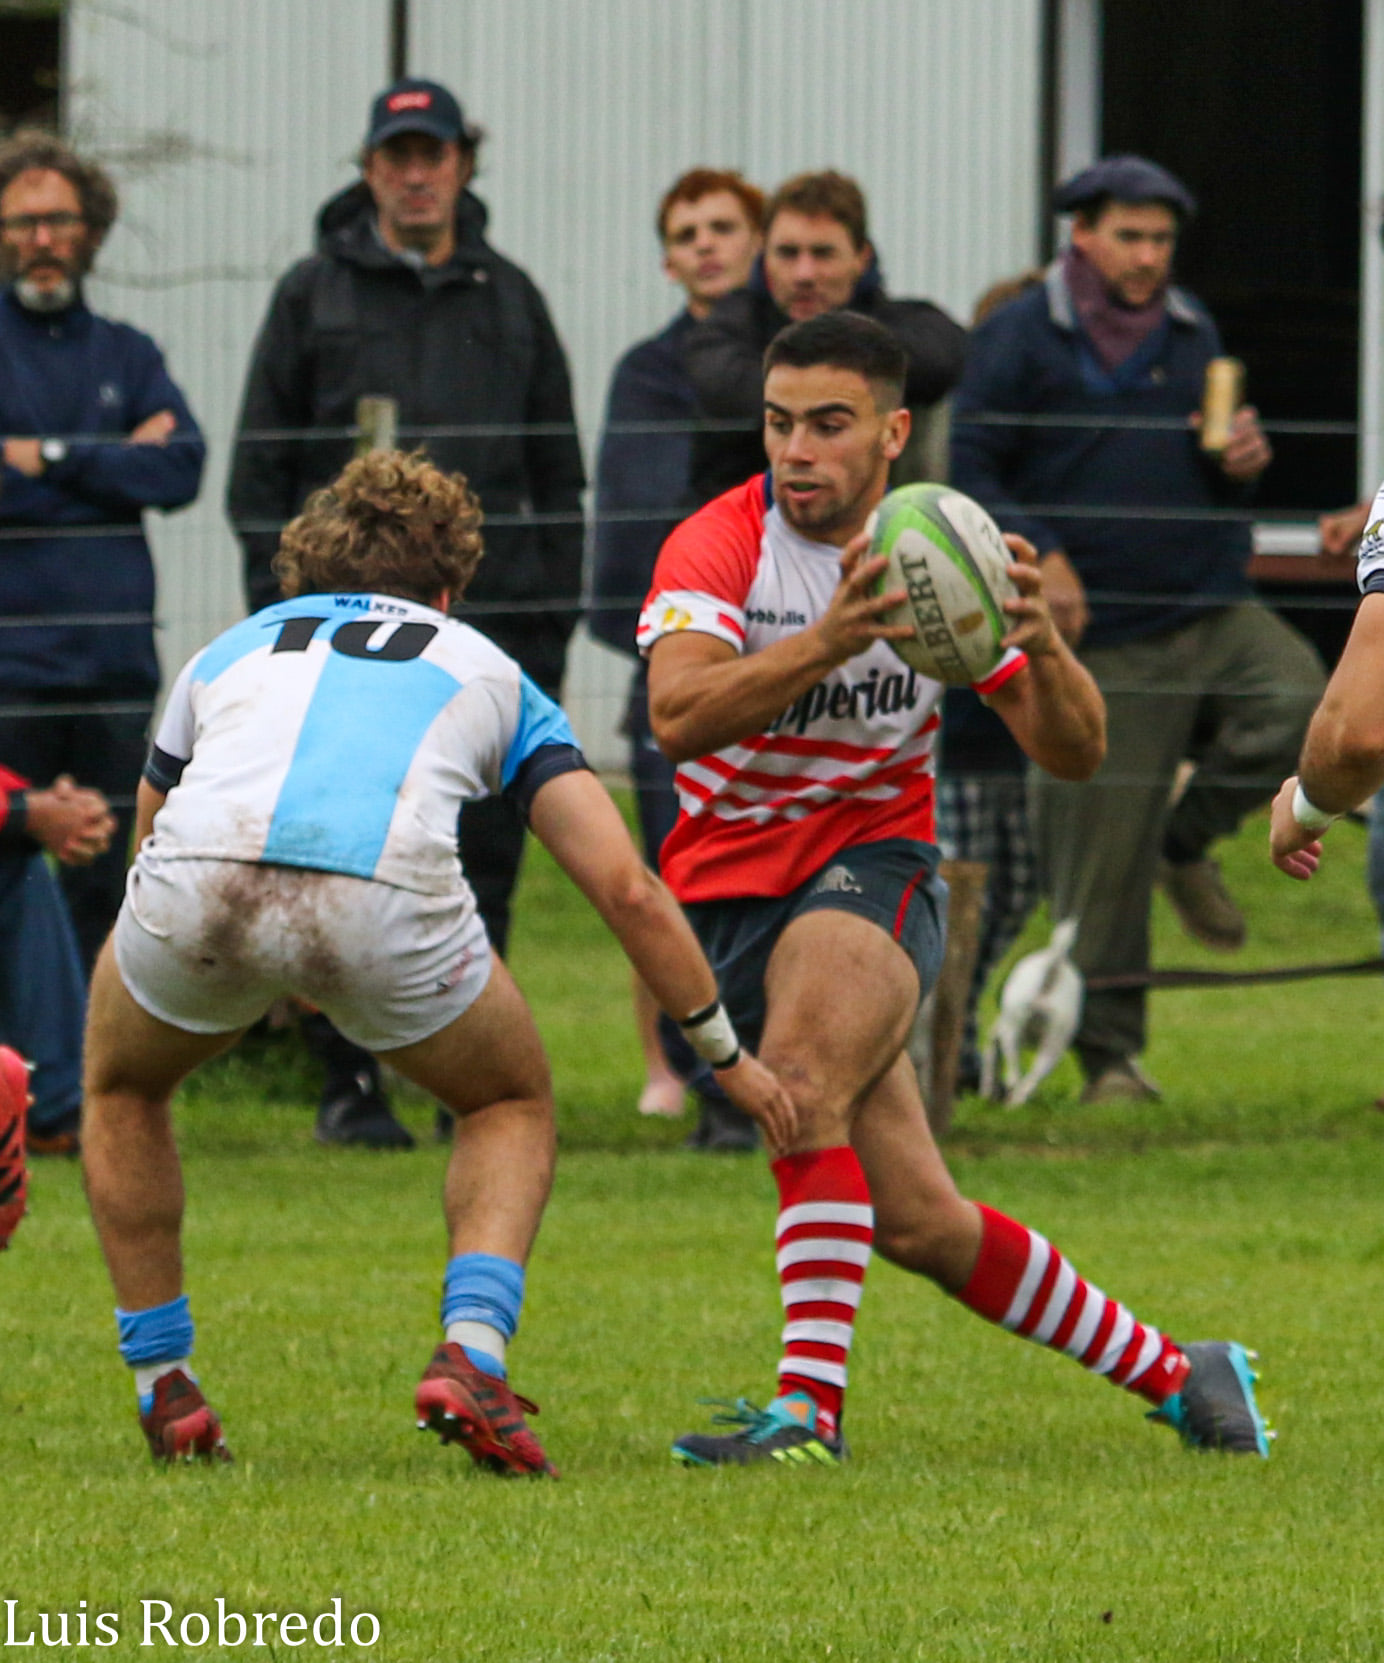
[{"xmin": 39, "ymin": 438, "xmax": 68, "ymax": 467}]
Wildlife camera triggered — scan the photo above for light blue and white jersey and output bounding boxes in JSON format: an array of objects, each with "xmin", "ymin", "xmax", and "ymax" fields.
[
  {"xmin": 1359, "ymin": 479, "xmax": 1384, "ymax": 596},
  {"xmin": 146, "ymin": 594, "xmax": 578, "ymax": 895}
]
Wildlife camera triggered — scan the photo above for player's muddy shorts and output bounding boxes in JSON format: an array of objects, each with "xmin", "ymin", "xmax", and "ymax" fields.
[
  {"xmin": 683, "ymin": 838, "xmax": 947, "ymax": 1053},
  {"xmin": 114, "ymin": 854, "xmax": 492, "ymax": 1052}
]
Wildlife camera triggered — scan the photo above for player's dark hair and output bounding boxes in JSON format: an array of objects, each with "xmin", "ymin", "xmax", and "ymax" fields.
[
  {"xmin": 0, "ymin": 128, "xmax": 118, "ymax": 244},
  {"xmin": 657, "ymin": 167, "xmax": 765, "ymax": 242},
  {"xmin": 762, "ymin": 311, "xmax": 907, "ymax": 410},
  {"xmin": 274, "ymin": 449, "xmax": 484, "ymax": 605}
]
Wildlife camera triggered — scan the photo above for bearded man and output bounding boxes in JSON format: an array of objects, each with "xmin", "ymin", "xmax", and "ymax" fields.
[{"xmin": 0, "ymin": 129, "xmax": 205, "ymax": 973}]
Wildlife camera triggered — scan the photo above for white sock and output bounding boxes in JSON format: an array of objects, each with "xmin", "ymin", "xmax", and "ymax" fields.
[
  {"xmin": 134, "ymin": 1358, "xmax": 193, "ymax": 1409},
  {"xmin": 445, "ymin": 1320, "xmax": 506, "ymax": 1373}
]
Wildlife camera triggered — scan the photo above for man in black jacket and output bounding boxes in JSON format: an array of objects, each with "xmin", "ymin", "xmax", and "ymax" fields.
[
  {"xmin": 227, "ymin": 78, "xmax": 585, "ymax": 1148},
  {"xmin": 684, "ymin": 170, "xmax": 965, "ymax": 503}
]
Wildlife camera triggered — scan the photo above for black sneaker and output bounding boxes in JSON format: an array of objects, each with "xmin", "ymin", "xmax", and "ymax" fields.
[
  {"xmin": 672, "ymin": 1393, "xmax": 845, "ymax": 1467},
  {"xmin": 26, "ymin": 1111, "xmax": 80, "ymax": 1158},
  {"xmin": 1148, "ymin": 1341, "xmax": 1271, "ymax": 1456},
  {"xmin": 683, "ymin": 1095, "xmax": 759, "ymax": 1153},
  {"xmin": 315, "ymin": 1073, "xmax": 414, "ymax": 1149}
]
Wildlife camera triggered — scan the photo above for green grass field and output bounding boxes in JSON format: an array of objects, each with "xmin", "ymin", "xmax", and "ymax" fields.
[{"xmin": 5, "ymin": 803, "xmax": 1384, "ymax": 1661}]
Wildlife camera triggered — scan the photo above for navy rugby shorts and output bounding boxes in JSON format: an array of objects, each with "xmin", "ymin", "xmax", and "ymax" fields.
[{"xmin": 684, "ymin": 837, "xmax": 947, "ymax": 1053}]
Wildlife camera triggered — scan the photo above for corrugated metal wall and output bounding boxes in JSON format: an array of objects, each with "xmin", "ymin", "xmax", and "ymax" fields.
[
  {"xmin": 65, "ymin": 0, "xmax": 391, "ymax": 688},
  {"xmin": 66, "ymin": 0, "xmax": 1043, "ymax": 766}
]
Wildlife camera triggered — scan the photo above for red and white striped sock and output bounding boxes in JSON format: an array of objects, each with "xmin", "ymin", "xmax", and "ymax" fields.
[
  {"xmin": 957, "ymin": 1204, "xmax": 1189, "ymax": 1405},
  {"xmin": 772, "ymin": 1147, "xmax": 873, "ymax": 1438}
]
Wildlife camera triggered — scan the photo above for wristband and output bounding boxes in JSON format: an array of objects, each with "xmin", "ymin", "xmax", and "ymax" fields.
[
  {"xmin": 678, "ymin": 1000, "xmax": 741, "ymax": 1069},
  {"xmin": 1292, "ymin": 781, "xmax": 1339, "ymax": 832}
]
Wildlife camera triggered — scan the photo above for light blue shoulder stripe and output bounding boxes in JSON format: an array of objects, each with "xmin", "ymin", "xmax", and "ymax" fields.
[
  {"xmin": 191, "ymin": 611, "xmax": 287, "ymax": 687},
  {"xmin": 500, "ymin": 674, "xmax": 579, "ymax": 790},
  {"xmin": 190, "ymin": 596, "xmax": 343, "ymax": 687}
]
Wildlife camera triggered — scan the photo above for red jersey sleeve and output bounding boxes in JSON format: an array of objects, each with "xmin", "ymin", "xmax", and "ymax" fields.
[{"xmin": 637, "ymin": 477, "xmax": 767, "ymax": 657}]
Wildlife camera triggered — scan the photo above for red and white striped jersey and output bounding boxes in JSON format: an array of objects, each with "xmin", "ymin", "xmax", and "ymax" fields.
[{"xmin": 638, "ymin": 475, "xmax": 1025, "ymax": 901}]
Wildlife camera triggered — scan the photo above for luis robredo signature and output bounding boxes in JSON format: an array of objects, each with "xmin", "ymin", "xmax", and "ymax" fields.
[{"xmin": 3, "ymin": 1597, "xmax": 381, "ymax": 1650}]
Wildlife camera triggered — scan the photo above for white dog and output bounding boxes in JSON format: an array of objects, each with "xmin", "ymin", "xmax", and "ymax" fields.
[{"xmin": 981, "ymin": 919, "xmax": 1084, "ymax": 1107}]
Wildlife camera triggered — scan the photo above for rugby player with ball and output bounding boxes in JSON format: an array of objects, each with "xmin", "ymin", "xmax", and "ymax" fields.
[{"xmin": 643, "ymin": 311, "xmax": 1270, "ymax": 1464}]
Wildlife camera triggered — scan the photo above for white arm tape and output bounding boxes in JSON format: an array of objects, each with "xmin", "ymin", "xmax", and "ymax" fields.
[
  {"xmin": 678, "ymin": 1001, "xmax": 742, "ymax": 1069},
  {"xmin": 1292, "ymin": 781, "xmax": 1339, "ymax": 831}
]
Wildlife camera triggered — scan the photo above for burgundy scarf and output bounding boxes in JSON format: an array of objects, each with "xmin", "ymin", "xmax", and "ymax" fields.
[{"xmin": 1062, "ymin": 245, "xmax": 1168, "ymax": 371}]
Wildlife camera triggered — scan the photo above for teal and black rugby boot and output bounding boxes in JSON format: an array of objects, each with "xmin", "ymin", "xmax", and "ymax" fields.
[
  {"xmin": 672, "ymin": 1391, "xmax": 846, "ymax": 1467},
  {"xmin": 1149, "ymin": 1341, "xmax": 1272, "ymax": 1457}
]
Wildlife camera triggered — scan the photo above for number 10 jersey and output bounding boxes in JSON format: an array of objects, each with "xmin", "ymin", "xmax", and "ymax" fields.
[{"xmin": 145, "ymin": 593, "xmax": 576, "ymax": 896}]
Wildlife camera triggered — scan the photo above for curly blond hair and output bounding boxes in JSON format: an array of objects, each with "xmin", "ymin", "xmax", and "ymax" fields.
[{"xmin": 273, "ymin": 450, "xmax": 484, "ymax": 605}]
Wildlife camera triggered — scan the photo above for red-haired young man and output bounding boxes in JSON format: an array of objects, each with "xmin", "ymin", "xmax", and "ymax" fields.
[{"xmin": 590, "ymin": 168, "xmax": 765, "ymax": 1147}]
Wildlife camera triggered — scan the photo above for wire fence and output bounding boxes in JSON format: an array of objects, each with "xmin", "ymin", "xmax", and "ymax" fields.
[{"xmin": 1, "ymin": 407, "xmax": 1368, "ymax": 813}]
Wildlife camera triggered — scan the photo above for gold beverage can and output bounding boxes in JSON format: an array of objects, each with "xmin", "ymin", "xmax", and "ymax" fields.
[{"xmin": 1199, "ymin": 357, "xmax": 1244, "ymax": 452}]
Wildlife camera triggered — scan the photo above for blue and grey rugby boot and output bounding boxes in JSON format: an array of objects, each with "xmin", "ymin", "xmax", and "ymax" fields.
[
  {"xmin": 1149, "ymin": 1341, "xmax": 1272, "ymax": 1456},
  {"xmin": 672, "ymin": 1391, "xmax": 845, "ymax": 1467}
]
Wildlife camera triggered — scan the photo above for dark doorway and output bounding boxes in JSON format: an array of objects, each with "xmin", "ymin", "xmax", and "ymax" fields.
[
  {"xmin": 1101, "ymin": 0, "xmax": 1361, "ymax": 516},
  {"xmin": 0, "ymin": 6, "xmax": 61, "ymax": 133}
]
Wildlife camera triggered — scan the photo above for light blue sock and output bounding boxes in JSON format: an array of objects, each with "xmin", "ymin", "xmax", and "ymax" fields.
[
  {"xmin": 441, "ymin": 1253, "xmax": 525, "ymax": 1379},
  {"xmin": 116, "ymin": 1295, "xmax": 196, "ymax": 1412}
]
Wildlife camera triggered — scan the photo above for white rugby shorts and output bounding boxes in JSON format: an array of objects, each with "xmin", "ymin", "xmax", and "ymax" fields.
[{"xmin": 114, "ymin": 854, "xmax": 492, "ymax": 1052}]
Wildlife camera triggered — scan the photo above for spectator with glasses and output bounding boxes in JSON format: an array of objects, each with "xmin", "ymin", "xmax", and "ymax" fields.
[{"xmin": 0, "ymin": 129, "xmax": 205, "ymax": 974}]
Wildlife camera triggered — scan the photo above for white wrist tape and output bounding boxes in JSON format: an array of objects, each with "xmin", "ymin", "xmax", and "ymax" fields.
[
  {"xmin": 679, "ymin": 1001, "xmax": 741, "ymax": 1069},
  {"xmin": 1292, "ymin": 782, "xmax": 1339, "ymax": 831}
]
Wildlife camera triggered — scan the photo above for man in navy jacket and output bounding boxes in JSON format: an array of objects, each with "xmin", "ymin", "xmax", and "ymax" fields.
[
  {"xmin": 0, "ymin": 130, "xmax": 205, "ymax": 971},
  {"xmin": 951, "ymin": 157, "xmax": 1323, "ymax": 1102}
]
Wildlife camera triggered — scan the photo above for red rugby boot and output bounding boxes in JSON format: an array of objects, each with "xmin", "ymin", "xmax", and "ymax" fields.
[
  {"xmin": 415, "ymin": 1342, "xmax": 557, "ymax": 1476},
  {"xmin": 0, "ymin": 1047, "xmax": 31, "ymax": 1251},
  {"xmin": 138, "ymin": 1369, "xmax": 233, "ymax": 1464}
]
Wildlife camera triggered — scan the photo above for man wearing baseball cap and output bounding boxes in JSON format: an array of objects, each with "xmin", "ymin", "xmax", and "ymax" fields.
[
  {"xmin": 227, "ymin": 78, "xmax": 585, "ymax": 1148},
  {"xmin": 951, "ymin": 155, "xmax": 1324, "ymax": 1102}
]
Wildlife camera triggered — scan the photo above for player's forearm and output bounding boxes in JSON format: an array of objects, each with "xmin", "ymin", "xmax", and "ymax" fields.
[
  {"xmin": 1296, "ymin": 708, "xmax": 1384, "ymax": 816},
  {"xmin": 999, "ymin": 645, "xmax": 1105, "ymax": 780},
  {"xmin": 650, "ymin": 628, "xmax": 842, "ymax": 762},
  {"xmin": 1293, "ymin": 592, "xmax": 1384, "ymax": 814},
  {"xmin": 529, "ymin": 769, "xmax": 719, "ymax": 1018},
  {"xmin": 600, "ymin": 866, "xmax": 721, "ymax": 1022}
]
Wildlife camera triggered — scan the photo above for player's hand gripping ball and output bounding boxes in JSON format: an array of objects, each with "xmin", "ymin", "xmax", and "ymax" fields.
[{"xmin": 868, "ymin": 483, "xmax": 1017, "ymax": 684}]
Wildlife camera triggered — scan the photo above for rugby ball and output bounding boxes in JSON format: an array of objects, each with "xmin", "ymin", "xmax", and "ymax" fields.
[{"xmin": 869, "ymin": 483, "xmax": 1016, "ymax": 685}]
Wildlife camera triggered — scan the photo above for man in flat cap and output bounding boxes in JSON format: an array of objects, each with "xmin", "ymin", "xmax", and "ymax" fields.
[
  {"xmin": 227, "ymin": 78, "xmax": 585, "ymax": 1147},
  {"xmin": 951, "ymin": 155, "xmax": 1323, "ymax": 1102}
]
